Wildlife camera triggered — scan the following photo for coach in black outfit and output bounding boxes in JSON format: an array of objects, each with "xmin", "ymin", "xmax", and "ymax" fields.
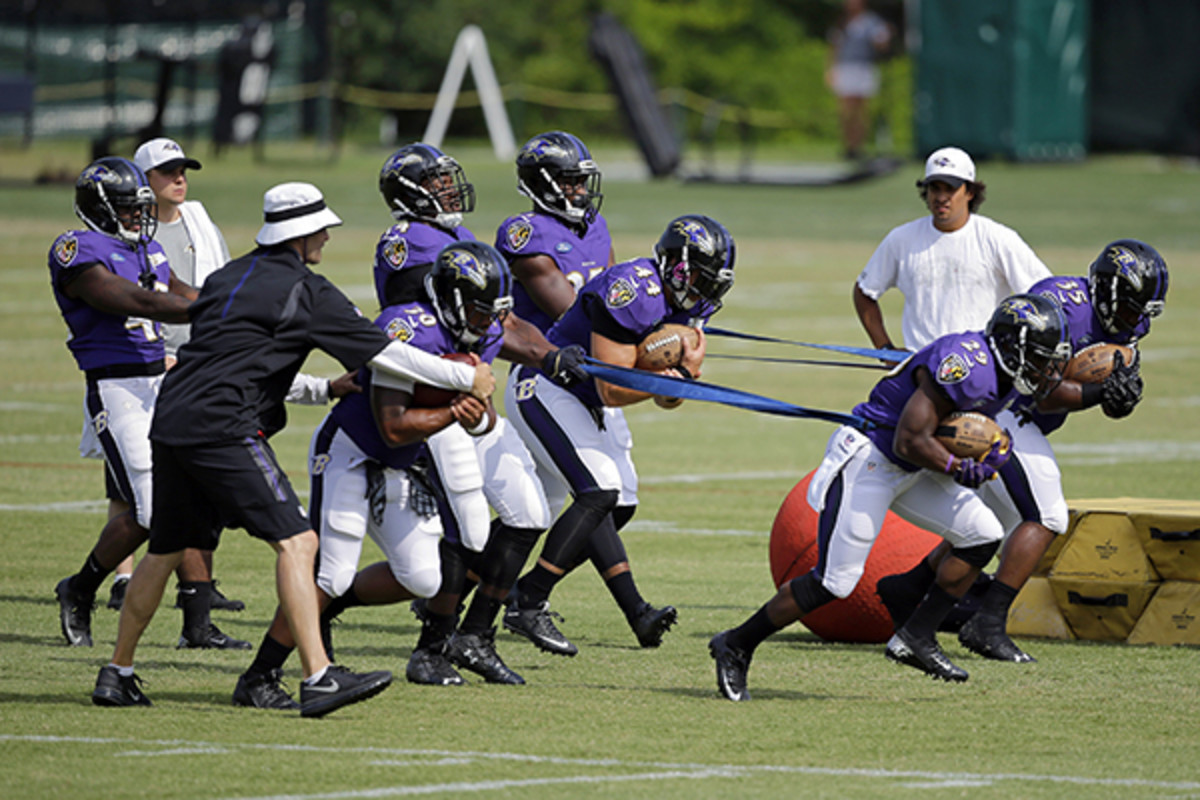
[{"xmin": 92, "ymin": 182, "xmax": 496, "ymax": 717}]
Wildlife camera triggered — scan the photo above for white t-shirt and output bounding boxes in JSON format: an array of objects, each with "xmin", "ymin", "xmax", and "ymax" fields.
[{"xmin": 855, "ymin": 214, "xmax": 1052, "ymax": 350}]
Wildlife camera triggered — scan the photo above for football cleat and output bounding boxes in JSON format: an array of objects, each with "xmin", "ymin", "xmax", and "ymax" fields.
[
  {"xmin": 503, "ymin": 600, "xmax": 577, "ymax": 656},
  {"xmin": 406, "ymin": 647, "xmax": 466, "ymax": 686},
  {"xmin": 233, "ymin": 668, "xmax": 299, "ymax": 710},
  {"xmin": 709, "ymin": 631, "xmax": 751, "ymax": 702},
  {"xmin": 106, "ymin": 577, "xmax": 129, "ymax": 611},
  {"xmin": 177, "ymin": 623, "xmax": 252, "ymax": 650},
  {"xmin": 210, "ymin": 581, "xmax": 246, "ymax": 612},
  {"xmin": 92, "ymin": 665, "xmax": 152, "ymax": 707},
  {"xmin": 630, "ymin": 603, "xmax": 678, "ymax": 648},
  {"xmin": 56, "ymin": 577, "xmax": 94, "ymax": 647},
  {"xmin": 300, "ymin": 665, "xmax": 392, "ymax": 718},
  {"xmin": 445, "ymin": 628, "xmax": 525, "ymax": 685},
  {"xmin": 958, "ymin": 613, "xmax": 1037, "ymax": 663},
  {"xmin": 885, "ymin": 630, "xmax": 968, "ymax": 682}
]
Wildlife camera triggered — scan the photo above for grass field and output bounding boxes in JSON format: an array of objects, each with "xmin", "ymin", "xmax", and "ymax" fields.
[{"xmin": 1, "ymin": 137, "xmax": 1198, "ymax": 799}]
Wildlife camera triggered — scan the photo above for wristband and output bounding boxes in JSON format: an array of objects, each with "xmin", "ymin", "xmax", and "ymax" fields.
[
  {"xmin": 944, "ymin": 454, "xmax": 956, "ymax": 474},
  {"xmin": 326, "ymin": 379, "xmax": 333, "ymax": 402},
  {"xmin": 466, "ymin": 414, "xmax": 491, "ymax": 435},
  {"xmin": 1080, "ymin": 380, "xmax": 1104, "ymax": 409},
  {"xmin": 673, "ymin": 365, "xmax": 694, "ymax": 381}
]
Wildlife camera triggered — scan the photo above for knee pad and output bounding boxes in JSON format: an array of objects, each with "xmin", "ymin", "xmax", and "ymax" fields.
[
  {"xmin": 789, "ymin": 571, "xmax": 836, "ymax": 613},
  {"xmin": 318, "ymin": 565, "xmax": 357, "ymax": 599},
  {"xmin": 952, "ymin": 541, "xmax": 1001, "ymax": 569},
  {"xmin": 395, "ymin": 563, "xmax": 441, "ymax": 599},
  {"xmin": 438, "ymin": 538, "xmax": 470, "ymax": 594},
  {"xmin": 612, "ymin": 504, "xmax": 636, "ymax": 532}
]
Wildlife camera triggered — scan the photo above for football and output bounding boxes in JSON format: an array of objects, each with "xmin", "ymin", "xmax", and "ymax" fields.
[
  {"xmin": 934, "ymin": 411, "xmax": 1009, "ymax": 459},
  {"xmin": 410, "ymin": 352, "xmax": 473, "ymax": 408},
  {"xmin": 1063, "ymin": 342, "xmax": 1136, "ymax": 383},
  {"xmin": 634, "ymin": 323, "xmax": 700, "ymax": 371}
]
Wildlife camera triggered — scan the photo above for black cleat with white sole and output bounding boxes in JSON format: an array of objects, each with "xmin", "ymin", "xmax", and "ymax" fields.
[
  {"xmin": 178, "ymin": 623, "xmax": 252, "ymax": 650},
  {"xmin": 56, "ymin": 577, "xmax": 94, "ymax": 647},
  {"xmin": 630, "ymin": 603, "xmax": 678, "ymax": 648},
  {"xmin": 958, "ymin": 614, "xmax": 1036, "ymax": 663},
  {"xmin": 300, "ymin": 665, "xmax": 392, "ymax": 718},
  {"xmin": 233, "ymin": 668, "xmax": 299, "ymax": 710},
  {"xmin": 406, "ymin": 647, "xmax": 466, "ymax": 686},
  {"xmin": 503, "ymin": 600, "xmax": 577, "ymax": 656},
  {"xmin": 709, "ymin": 630, "xmax": 752, "ymax": 702},
  {"xmin": 446, "ymin": 628, "xmax": 525, "ymax": 684},
  {"xmin": 92, "ymin": 665, "xmax": 152, "ymax": 707},
  {"xmin": 885, "ymin": 630, "xmax": 968, "ymax": 682}
]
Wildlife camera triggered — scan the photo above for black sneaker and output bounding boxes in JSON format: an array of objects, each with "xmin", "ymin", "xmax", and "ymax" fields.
[
  {"xmin": 55, "ymin": 577, "xmax": 94, "ymax": 647},
  {"xmin": 958, "ymin": 613, "xmax": 1036, "ymax": 663},
  {"xmin": 630, "ymin": 603, "xmax": 678, "ymax": 648},
  {"xmin": 300, "ymin": 665, "xmax": 392, "ymax": 718},
  {"xmin": 177, "ymin": 623, "xmax": 252, "ymax": 650},
  {"xmin": 233, "ymin": 669, "xmax": 299, "ymax": 710},
  {"xmin": 210, "ymin": 581, "xmax": 246, "ymax": 612},
  {"xmin": 92, "ymin": 665, "xmax": 152, "ymax": 707},
  {"xmin": 446, "ymin": 628, "xmax": 525, "ymax": 684},
  {"xmin": 406, "ymin": 647, "xmax": 466, "ymax": 686},
  {"xmin": 503, "ymin": 600, "xmax": 577, "ymax": 656},
  {"xmin": 885, "ymin": 630, "xmax": 968, "ymax": 682},
  {"xmin": 709, "ymin": 631, "xmax": 751, "ymax": 702},
  {"xmin": 106, "ymin": 577, "xmax": 129, "ymax": 611}
]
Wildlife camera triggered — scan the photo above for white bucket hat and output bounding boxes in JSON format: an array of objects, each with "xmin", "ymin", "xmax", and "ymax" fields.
[{"xmin": 256, "ymin": 182, "xmax": 343, "ymax": 246}]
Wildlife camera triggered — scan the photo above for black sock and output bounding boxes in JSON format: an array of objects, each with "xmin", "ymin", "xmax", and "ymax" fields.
[
  {"xmin": 884, "ymin": 556, "xmax": 936, "ymax": 596},
  {"xmin": 247, "ymin": 633, "xmax": 293, "ymax": 676},
  {"xmin": 323, "ymin": 585, "xmax": 361, "ymax": 620},
  {"xmin": 72, "ymin": 553, "xmax": 109, "ymax": 597},
  {"xmin": 607, "ymin": 572, "xmax": 645, "ymax": 621},
  {"xmin": 727, "ymin": 605, "xmax": 781, "ymax": 655},
  {"xmin": 903, "ymin": 584, "xmax": 957, "ymax": 640},
  {"xmin": 416, "ymin": 611, "xmax": 457, "ymax": 650},
  {"xmin": 460, "ymin": 591, "xmax": 504, "ymax": 635},
  {"xmin": 517, "ymin": 565, "xmax": 562, "ymax": 608},
  {"xmin": 978, "ymin": 580, "xmax": 1019, "ymax": 620},
  {"xmin": 177, "ymin": 580, "xmax": 213, "ymax": 635}
]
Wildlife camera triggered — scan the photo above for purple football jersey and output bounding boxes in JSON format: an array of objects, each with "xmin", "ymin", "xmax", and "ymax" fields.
[
  {"xmin": 855, "ymin": 331, "xmax": 1014, "ymax": 470},
  {"xmin": 330, "ymin": 301, "xmax": 502, "ymax": 469},
  {"xmin": 48, "ymin": 229, "xmax": 171, "ymax": 372},
  {"xmin": 547, "ymin": 257, "xmax": 713, "ymax": 408},
  {"xmin": 372, "ymin": 220, "xmax": 475, "ymax": 309},
  {"xmin": 495, "ymin": 211, "xmax": 612, "ymax": 332},
  {"xmin": 1019, "ymin": 274, "xmax": 1145, "ymax": 435}
]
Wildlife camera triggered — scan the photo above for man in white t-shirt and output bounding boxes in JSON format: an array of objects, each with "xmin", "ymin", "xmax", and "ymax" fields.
[{"xmin": 853, "ymin": 146, "xmax": 1052, "ymax": 354}]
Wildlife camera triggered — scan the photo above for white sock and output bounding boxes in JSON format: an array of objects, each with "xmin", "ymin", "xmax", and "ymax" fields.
[
  {"xmin": 113, "ymin": 574, "xmax": 132, "ymax": 583},
  {"xmin": 303, "ymin": 666, "xmax": 328, "ymax": 685},
  {"xmin": 111, "ymin": 663, "xmax": 134, "ymax": 678}
]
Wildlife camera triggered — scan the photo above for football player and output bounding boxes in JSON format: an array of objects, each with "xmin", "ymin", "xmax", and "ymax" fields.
[
  {"xmin": 48, "ymin": 157, "xmax": 248, "ymax": 650},
  {"xmin": 710, "ymin": 294, "xmax": 1071, "ymax": 700},
  {"xmin": 503, "ymin": 214, "xmax": 736, "ymax": 656},
  {"xmin": 231, "ymin": 240, "xmax": 513, "ymax": 705},
  {"xmin": 877, "ymin": 240, "xmax": 1168, "ymax": 663}
]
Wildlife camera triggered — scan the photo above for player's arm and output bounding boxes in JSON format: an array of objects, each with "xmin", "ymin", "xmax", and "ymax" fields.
[
  {"xmin": 510, "ymin": 253, "xmax": 576, "ymax": 321},
  {"xmin": 64, "ymin": 262, "xmax": 191, "ymax": 323},
  {"xmin": 368, "ymin": 340, "xmax": 494, "ymax": 401},
  {"xmin": 893, "ymin": 367, "xmax": 960, "ymax": 473},
  {"xmin": 371, "ymin": 386, "xmax": 487, "ymax": 447},
  {"xmin": 853, "ymin": 282, "xmax": 898, "ymax": 353},
  {"xmin": 166, "ymin": 270, "xmax": 199, "ymax": 301},
  {"xmin": 498, "ymin": 312, "xmax": 555, "ymax": 367},
  {"xmin": 591, "ymin": 331, "xmax": 651, "ymax": 407}
]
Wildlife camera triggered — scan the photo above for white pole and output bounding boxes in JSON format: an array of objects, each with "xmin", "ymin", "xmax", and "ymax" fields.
[{"xmin": 422, "ymin": 25, "xmax": 516, "ymax": 160}]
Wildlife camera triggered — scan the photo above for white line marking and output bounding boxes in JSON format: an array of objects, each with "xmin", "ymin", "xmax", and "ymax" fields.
[
  {"xmin": 3, "ymin": 735, "xmax": 1199, "ymax": 795},
  {"xmin": 625, "ymin": 520, "xmax": 764, "ymax": 537},
  {"xmin": 0, "ymin": 500, "xmax": 106, "ymax": 513}
]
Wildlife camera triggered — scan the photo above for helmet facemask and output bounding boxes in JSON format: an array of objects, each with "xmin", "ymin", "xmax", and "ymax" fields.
[
  {"xmin": 382, "ymin": 150, "xmax": 475, "ymax": 230},
  {"xmin": 987, "ymin": 296, "xmax": 1071, "ymax": 400}
]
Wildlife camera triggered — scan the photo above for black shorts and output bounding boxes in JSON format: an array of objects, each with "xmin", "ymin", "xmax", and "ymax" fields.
[{"xmin": 148, "ymin": 437, "xmax": 312, "ymax": 555}]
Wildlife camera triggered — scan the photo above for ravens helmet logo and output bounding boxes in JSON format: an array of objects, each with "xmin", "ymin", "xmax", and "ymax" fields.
[
  {"xmin": 520, "ymin": 137, "xmax": 569, "ymax": 162},
  {"xmin": 54, "ymin": 234, "xmax": 78, "ymax": 266},
  {"xmin": 448, "ymin": 250, "xmax": 488, "ymax": 289},
  {"xmin": 383, "ymin": 238, "xmax": 408, "ymax": 268},
  {"xmin": 1107, "ymin": 245, "xmax": 1143, "ymax": 290},
  {"xmin": 506, "ymin": 219, "xmax": 533, "ymax": 251},
  {"xmin": 996, "ymin": 296, "xmax": 1050, "ymax": 330},
  {"xmin": 672, "ymin": 218, "xmax": 716, "ymax": 256},
  {"xmin": 605, "ymin": 277, "xmax": 637, "ymax": 309}
]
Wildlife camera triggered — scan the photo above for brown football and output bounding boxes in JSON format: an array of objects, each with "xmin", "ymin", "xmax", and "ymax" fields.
[
  {"xmin": 934, "ymin": 411, "xmax": 1010, "ymax": 459},
  {"xmin": 410, "ymin": 352, "xmax": 473, "ymax": 408},
  {"xmin": 1063, "ymin": 342, "xmax": 1136, "ymax": 383},
  {"xmin": 634, "ymin": 323, "xmax": 700, "ymax": 371}
]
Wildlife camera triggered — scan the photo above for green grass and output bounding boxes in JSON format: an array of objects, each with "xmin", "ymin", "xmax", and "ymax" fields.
[{"xmin": 2, "ymin": 138, "xmax": 1198, "ymax": 799}]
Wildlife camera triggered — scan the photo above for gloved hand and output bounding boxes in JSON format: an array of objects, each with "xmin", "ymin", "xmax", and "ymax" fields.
[
  {"xmin": 1101, "ymin": 350, "xmax": 1142, "ymax": 419},
  {"xmin": 952, "ymin": 436, "xmax": 1011, "ymax": 488},
  {"xmin": 541, "ymin": 345, "xmax": 588, "ymax": 388}
]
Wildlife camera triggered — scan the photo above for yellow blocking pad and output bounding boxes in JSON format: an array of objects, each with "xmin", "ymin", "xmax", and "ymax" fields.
[
  {"xmin": 1126, "ymin": 581, "xmax": 1200, "ymax": 646},
  {"xmin": 1049, "ymin": 578, "xmax": 1159, "ymax": 641},
  {"xmin": 1008, "ymin": 576, "xmax": 1075, "ymax": 640},
  {"xmin": 1051, "ymin": 512, "xmax": 1160, "ymax": 582}
]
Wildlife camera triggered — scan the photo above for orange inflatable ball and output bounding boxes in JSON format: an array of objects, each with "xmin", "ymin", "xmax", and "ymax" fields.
[{"xmin": 769, "ymin": 470, "xmax": 942, "ymax": 643}]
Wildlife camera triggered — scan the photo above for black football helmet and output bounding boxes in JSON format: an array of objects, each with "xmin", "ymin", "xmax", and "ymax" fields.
[
  {"xmin": 516, "ymin": 131, "xmax": 603, "ymax": 224},
  {"xmin": 1088, "ymin": 239, "xmax": 1168, "ymax": 335},
  {"xmin": 379, "ymin": 143, "xmax": 476, "ymax": 229},
  {"xmin": 986, "ymin": 293, "xmax": 1072, "ymax": 398},
  {"xmin": 653, "ymin": 214, "xmax": 736, "ymax": 312},
  {"xmin": 74, "ymin": 157, "xmax": 157, "ymax": 246},
  {"xmin": 426, "ymin": 241, "xmax": 514, "ymax": 350}
]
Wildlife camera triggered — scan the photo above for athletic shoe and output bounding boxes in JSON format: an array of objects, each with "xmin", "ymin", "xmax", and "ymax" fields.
[
  {"xmin": 503, "ymin": 600, "xmax": 577, "ymax": 656},
  {"xmin": 210, "ymin": 581, "xmax": 246, "ymax": 612},
  {"xmin": 106, "ymin": 577, "xmax": 129, "ymax": 611},
  {"xmin": 92, "ymin": 665, "xmax": 152, "ymax": 707},
  {"xmin": 885, "ymin": 630, "xmax": 968, "ymax": 682},
  {"xmin": 445, "ymin": 628, "xmax": 525, "ymax": 685},
  {"xmin": 406, "ymin": 647, "xmax": 466, "ymax": 686},
  {"xmin": 630, "ymin": 603, "xmax": 678, "ymax": 648},
  {"xmin": 55, "ymin": 577, "xmax": 94, "ymax": 647},
  {"xmin": 233, "ymin": 668, "xmax": 299, "ymax": 710},
  {"xmin": 958, "ymin": 613, "xmax": 1036, "ymax": 663},
  {"xmin": 875, "ymin": 573, "xmax": 924, "ymax": 631},
  {"xmin": 177, "ymin": 623, "xmax": 252, "ymax": 650},
  {"xmin": 708, "ymin": 630, "xmax": 751, "ymax": 702},
  {"xmin": 300, "ymin": 665, "xmax": 393, "ymax": 718}
]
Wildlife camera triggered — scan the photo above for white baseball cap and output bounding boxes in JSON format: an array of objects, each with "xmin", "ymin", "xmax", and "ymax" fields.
[
  {"xmin": 255, "ymin": 182, "xmax": 343, "ymax": 246},
  {"xmin": 134, "ymin": 137, "xmax": 202, "ymax": 173},
  {"xmin": 918, "ymin": 146, "xmax": 975, "ymax": 188}
]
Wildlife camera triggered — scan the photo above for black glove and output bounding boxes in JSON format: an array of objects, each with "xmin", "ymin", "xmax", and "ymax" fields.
[
  {"xmin": 541, "ymin": 345, "xmax": 588, "ymax": 388},
  {"xmin": 1101, "ymin": 350, "xmax": 1142, "ymax": 419}
]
